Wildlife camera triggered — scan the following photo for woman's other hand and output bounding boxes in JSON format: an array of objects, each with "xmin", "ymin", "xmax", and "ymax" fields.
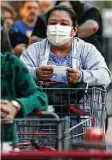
[
  {"xmin": 13, "ymin": 44, "xmax": 26, "ymax": 57},
  {"xmin": 36, "ymin": 66, "xmax": 53, "ymax": 81},
  {"xmin": 66, "ymin": 68, "xmax": 82, "ymax": 84},
  {"xmin": 0, "ymin": 100, "xmax": 21, "ymax": 124},
  {"xmin": 29, "ymin": 36, "xmax": 42, "ymax": 45}
]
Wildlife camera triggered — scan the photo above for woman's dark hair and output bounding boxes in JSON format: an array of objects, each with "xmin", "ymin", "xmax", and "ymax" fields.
[
  {"xmin": 55, "ymin": 1, "xmax": 84, "ymax": 23},
  {"xmin": 46, "ymin": 5, "xmax": 77, "ymax": 27}
]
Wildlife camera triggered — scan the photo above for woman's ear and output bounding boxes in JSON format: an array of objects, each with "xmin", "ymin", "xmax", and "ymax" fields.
[
  {"xmin": 71, "ymin": 25, "xmax": 78, "ymax": 37},
  {"xmin": 73, "ymin": 25, "xmax": 78, "ymax": 36}
]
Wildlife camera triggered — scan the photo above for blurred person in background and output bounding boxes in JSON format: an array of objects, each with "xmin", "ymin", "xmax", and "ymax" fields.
[
  {"xmin": 29, "ymin": 0, "xmax": 54, "ymax": 44},
  {"xmin": 38, "ymin": 0, "xmax": 54, "ymax": 14},
  {"xmin": 1, "ymin": 2, "xmax": 17, "ymax": 30},
  {"xmin": 1, "ymin": 13, "xmax": 12, "ymax": 53},
  {"xmin": 14, "ymin": 1, "xmax": 39, "ymax": 39},
  {"xmin": 2, "ymin": 1, "xmax": 40, "ymax": 57},
  {"xmin": 1, "ymin": 2, "xmax": 26, "ymax": 56},
  {"xmin": 30, "ymin": 1, "xmax": 103, "ymax": 53},
  {"xmin": 1, "ymin": 3, "xmax": 26, "ymax": 57}
]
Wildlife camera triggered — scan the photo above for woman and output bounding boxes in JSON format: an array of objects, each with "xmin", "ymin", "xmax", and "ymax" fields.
[{"xmin": 21, "ymin": 5, "xmax": 111, "ymax": 87}]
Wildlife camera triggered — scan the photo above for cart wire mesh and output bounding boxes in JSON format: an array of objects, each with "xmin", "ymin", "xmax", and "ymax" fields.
[
  {"xmin": 42, "ymin": 87, "xmax": 107, "ymax": 129},
  {"xmin": 1, "ymin": 87, "xmax": 107, "ymax": 151}
]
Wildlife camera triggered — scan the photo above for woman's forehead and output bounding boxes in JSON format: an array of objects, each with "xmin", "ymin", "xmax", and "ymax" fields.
[{"xmin": 48, "ymin": 10, "xmax": 71, "ymax": 21}]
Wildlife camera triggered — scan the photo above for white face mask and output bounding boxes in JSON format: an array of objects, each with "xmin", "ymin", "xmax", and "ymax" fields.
[{"xmin": 47, "ymin": 24, "xmax": 73, "ymax": 46}]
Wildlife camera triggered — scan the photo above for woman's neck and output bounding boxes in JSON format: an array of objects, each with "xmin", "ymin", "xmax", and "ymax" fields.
[{"xmin": 51, "ymin": 40, "xmax": 72, "ymax": 57}]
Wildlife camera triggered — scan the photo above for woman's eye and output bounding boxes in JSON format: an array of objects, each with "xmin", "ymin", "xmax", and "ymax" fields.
[
  {"xmin": 49, "ymin": 22, "xmax": 57, "ymax": 25},
  {"xmin": 61, "ymin": 23, "xmax": 69, "ymax": 26}
]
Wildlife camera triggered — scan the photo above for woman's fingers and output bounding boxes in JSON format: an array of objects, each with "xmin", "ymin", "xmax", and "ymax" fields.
[
  {"xmin": 36, "ymin": 66, "xmax": 53, "ymax": 80},
  {"xmin": 42, "ymin": 74, "xmax": 53, "ymax": 80},
  {"xmin": 67, "ymin": 69, "xmax": 81, "ymax": 83},
  {"xmin": 1, "ymin": 111, "xmax": 7, "ymax": 118},
  {"xmin": 0, "ymin": 101, "xmax": 9, "ymax": 119},
  {"xmin": 42, "ymin": 70, "xmax": 53, "ymax": 74},
  {"xmin": 66, "ymin": 68, "xmax": 74, "ymax": 72},
  {"xmin": 1, "ymin": 104, "xmax": 10, "ymax": 114},
  {"xmin": 0, "ymin": 100, "xmax": 9, "ymax": 104},
  {"xmin": 41, "ymin": 66, "xmax": 53, "ymax": 71}
]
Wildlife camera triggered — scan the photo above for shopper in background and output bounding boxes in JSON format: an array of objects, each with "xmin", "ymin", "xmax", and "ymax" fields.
[
  {"xmin": 1, "ymin": 14, "xmax": 12, "ymax": 53},
  {"xmin": 1, "ymin": 2, "xmax": 26, "ymax": 56},
  {"xmin": 29, "ymin": 0, "xmax": 54, "ymax": 44},
  {"xmin": 14, "ymin": 1, "xmax": 39, "ymax": 39},
  {"xmin": 1, "ymin": 2, "xmax": 17, "ymax": 30},
  {"xmin": 38, "ymin": 0, "xmax": 54, "ymax": 14},
  {"xmin": 8, "ymin": 1, "xmax": 39, "ymax": 57}
]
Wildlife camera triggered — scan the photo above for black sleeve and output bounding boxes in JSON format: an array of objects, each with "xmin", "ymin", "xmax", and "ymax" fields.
[
  {"xmin": 83, "ymin": 8, "xmax": 102, "ymax": 35},
  {"xmin": 9, "ymin": 31, "xmax": 29, "ymax": 48},
  {"xmin": 1, "ymin": 28, "xmax": 12, "ymax": 53},
  {"xmin": 32, "ymin": 14, "xmax": 47, "ymax": 38}
]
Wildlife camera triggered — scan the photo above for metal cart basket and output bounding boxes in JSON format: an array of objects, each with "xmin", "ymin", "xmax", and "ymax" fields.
[{"xmin": 1, "ymin": 86, "xmax": 107, "ymax": 152}]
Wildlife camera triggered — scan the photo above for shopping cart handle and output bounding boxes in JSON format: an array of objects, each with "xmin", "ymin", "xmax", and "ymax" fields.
[
  {"xmin": 69, "ymin": 105, "xmax": 87, "ymax": 115},
  {"xmin": 88, "ymin": 85, "xmax": 106, "ymax": 91},
  {"xmin": 29, "ymin": 111, "xmax": 60, "ymax": 120},
  {"xmin": 72, "ymin": 140, "xmax": 112, "ymax": 150}
]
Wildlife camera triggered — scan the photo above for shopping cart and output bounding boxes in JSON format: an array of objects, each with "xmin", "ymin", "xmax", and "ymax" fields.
[
  {"xmin": 39, "ymin": 84, "xmax": 107, "ymax": 149},
  {"xmin": 1, "ymin": 85, "xmax": 107, "ymax": 153},
  {"xmin": 1, "ymin": 111, "xmax": 71, "ymax": 151},
  {"xmin": 40, "ymin": 83, "xmax": 107, "ymax": 131}
]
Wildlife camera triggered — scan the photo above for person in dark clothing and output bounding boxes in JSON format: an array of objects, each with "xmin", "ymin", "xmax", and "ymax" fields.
[
  {"xmin": 30, "ymin": 1, "xmax": 103, "ymax": 53},
  {"xmin": 1, "ymin": 14, "xmax": 12, "ymax": 53},
  {"xmin": 1, "ymin": 3, "xmax": 27, "ymax": 57},
  {"xmin": 1, "ymin": 27, "xmax": 12, "ymax": 53},
  {"xmin": 14, "ymin": 1, "xmax": 39, "ymax": 39}
]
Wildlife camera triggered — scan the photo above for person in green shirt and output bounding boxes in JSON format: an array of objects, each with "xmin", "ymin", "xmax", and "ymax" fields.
[{"xmin": 1, "ymin": 52, "xmax": 48, "ymax": 145}]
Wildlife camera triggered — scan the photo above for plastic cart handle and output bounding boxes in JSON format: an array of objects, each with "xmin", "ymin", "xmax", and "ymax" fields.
[{"xmin": 29, "ymin": 111, "xmax": 60, "ymax": 120}]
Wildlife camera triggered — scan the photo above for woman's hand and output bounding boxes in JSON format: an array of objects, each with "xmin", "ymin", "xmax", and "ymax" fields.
[
  {"xmin": 0, "ymin": 100, "xmax": 21, "ymax": 124},
  {"xmin": 66, "ymin": 68, "xmax": 82, "ymax": 84},
  {"xmin": 13, "ymin": 44, "xmax": 26, "ymax": 57},
  {"xmin": 29, "ymin": 36, "xmax": 42, "ymax": 45},
  {"xmin": 36, "ymin": 66, "xmax": 53, "ymax": 81}
]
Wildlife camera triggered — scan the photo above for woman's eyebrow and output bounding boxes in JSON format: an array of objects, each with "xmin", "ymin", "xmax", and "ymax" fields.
[
  {"xmin": 61, "ymin": 19, "xmax": 69, "ymax": 22},
  {"xmin": 48, "ymin": 19, "xmax": 70, "ymax": 24}
]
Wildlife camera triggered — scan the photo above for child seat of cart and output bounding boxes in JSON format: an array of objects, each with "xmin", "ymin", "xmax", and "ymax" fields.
[{"xmin": 39, "ymin": 81, "xmax": 88, "ymax": 115}]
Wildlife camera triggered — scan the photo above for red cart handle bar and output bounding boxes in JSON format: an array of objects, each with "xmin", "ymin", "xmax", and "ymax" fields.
[{"xmin": 1, "ymin": 150, "xmax": 112, "ymax": 159}]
